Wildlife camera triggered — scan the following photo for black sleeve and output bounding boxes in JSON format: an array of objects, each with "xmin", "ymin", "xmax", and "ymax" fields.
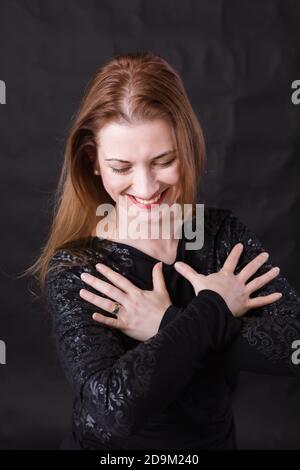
[
  {"xmin": 158, "ymin": 304, "xmax": 181, "ymax": 329},
  {"xmin": 45, "ymin": 250, "xmax": 241, "ymax": 438},
  {"xmin": 217, "ymin": 212, "xmax": 300, "ymax": 376}
]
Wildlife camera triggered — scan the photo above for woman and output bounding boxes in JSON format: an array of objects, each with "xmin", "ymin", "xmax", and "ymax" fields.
[{"xmin": 28, "ymin": 52, "xmax": 300, "ymax": 450}]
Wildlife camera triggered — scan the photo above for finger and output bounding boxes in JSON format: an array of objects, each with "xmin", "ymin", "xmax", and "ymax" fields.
[
  {"xmin": 245, "ymin": 267, "xmax": 280, "ymax": 294},
  {"xmin": 174, "ymin": 261, "xmax": 203, "ymax": 284},
  {"xmin": 152, "ymin": 262, "xmax": 167, "ymax": 292},
  {"xmin": 247, "ymin": 292, "xmax": 282, "ymax": 309},
  {"xmin": 222, "ymin": 243, "xmax": 244, "ymax": 273},
  {"xmin": 95, "ymin": 263, "xmax": 140, "ymax": 294},
  {"xmin": 80, "ymin": 272, "xmax": 125, "ymax": 304},
  {"xmin": 80, "ymin": 288, "xmax": 120, "ymax": 313},
  {"xmin": 92, "ymin": 311, "xmax": 122, "ymax": 329},
  {"xmin": 238, "ymin": 252, "xmax": 270, "ymax": 283}
]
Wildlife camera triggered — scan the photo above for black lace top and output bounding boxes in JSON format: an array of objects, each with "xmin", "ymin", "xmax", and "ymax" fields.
[{"xmin": 45, "ymin": 206, "xmax": 300, "ymax": 450}]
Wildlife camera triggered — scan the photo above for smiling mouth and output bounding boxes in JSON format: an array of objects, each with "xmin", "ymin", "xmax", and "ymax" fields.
[{"xmin": 127, "ymin": 188, "xmax": 169, "ymax": 207}]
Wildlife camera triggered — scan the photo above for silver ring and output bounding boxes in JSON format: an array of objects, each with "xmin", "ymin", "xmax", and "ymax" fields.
[{"xmin": 112, "ymin": 302, "xmax": 121, "ymax": 316}]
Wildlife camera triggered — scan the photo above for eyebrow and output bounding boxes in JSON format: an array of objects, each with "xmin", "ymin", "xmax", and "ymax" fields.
[{"xmin": 104, "ymin": 150, "xmax": 177, "ymax": 163}]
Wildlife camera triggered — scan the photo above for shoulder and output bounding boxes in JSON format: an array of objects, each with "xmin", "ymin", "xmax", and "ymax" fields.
[
  {"xmin": 202, "ymin": 206, "xmax": 260, "ymax": 250},
  {"xmin": 45, "ymin": 238, "xmax": 98, "ymax": 290},
  {"xmin": 44, "ymin": 234, "xmax": 119, "ymax": 292},
  {"xmin": 45, "ymin": 250, "xmax": 85, "ymax": 302},
  {"xmin": 198, "ymin": 206, "xmax": 258, "ymax": 253},
  {"xmin": 204, "ymin": 205, "xmax": 233, "ymax": 227},
  {"xmin": 183, "ymin": 205, "xmax": 235, "ymax": 248},
  {"xmin": 200, "ymin": 205, "xmax": 235, "ymax": 239},
  {"xmin": 47, "ymin": 235, "xmax": 112, "ymax": 272}
]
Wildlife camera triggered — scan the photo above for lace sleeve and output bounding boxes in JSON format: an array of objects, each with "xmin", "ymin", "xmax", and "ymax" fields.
[
  {"xmin": 217, "ymin": 212, "xmax": 300, "ymax": 376},
  {"xmin": 45, "ymin": 250, "xmax": 241, "ymax": 438}
]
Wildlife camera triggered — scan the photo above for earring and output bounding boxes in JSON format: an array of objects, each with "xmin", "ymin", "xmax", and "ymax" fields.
[{"xmin": 94, "ymin": 170, "xmax": 99, "ymax": 175}]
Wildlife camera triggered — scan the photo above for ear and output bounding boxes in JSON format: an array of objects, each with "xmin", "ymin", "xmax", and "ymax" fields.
[{"xmin": 88, "ymin": 154, "xmax": 100, "ymax": 176}]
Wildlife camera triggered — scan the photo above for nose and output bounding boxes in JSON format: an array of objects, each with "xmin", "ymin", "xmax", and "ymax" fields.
[{"xmin": 131, "ymin": 169, "xmax": 159, "ymax": 199}]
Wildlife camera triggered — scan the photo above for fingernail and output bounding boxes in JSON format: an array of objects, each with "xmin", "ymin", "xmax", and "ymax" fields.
[
  {"xmin": 81, "ymin": 272, "xmax": 90, "ymax": 280},
  {"xmin": 174, "ymin": 262, "xmax": 182, "ymax": 269}
]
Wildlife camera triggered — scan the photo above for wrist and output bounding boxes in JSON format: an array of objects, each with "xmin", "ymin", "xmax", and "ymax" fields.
[{"xmin": 158, "ymin": 304, "xmax": 180, "ymax": 330}]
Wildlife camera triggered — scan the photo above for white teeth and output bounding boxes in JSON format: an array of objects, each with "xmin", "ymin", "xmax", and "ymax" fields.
[{"xmin": 133, "ymin": 192, "xmax": 163, "ymax": 205}]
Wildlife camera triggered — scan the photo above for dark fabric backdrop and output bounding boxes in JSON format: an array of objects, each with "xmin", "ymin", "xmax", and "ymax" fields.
[{"xmin": 0, "ymin": 0, "xmax": 299, "ymax": 449}]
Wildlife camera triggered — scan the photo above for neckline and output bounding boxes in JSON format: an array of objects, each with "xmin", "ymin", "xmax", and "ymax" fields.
[{"xmin": 90, "ymin": 223, "xmax": 185, "ymax": 268}]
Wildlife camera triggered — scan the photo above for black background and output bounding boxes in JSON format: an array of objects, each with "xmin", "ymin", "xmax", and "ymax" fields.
[{"xmin": 0, "ymin": 0, "xmax": 300, "ymax": 449}]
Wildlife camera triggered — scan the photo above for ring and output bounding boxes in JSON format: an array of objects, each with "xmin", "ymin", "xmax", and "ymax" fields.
[{"xmin": 112, "ymin": 302, "xmax": 121, "ymax": 316}]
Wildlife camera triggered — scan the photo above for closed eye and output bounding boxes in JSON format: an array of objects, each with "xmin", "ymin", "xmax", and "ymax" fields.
[{"xmin": 110, "ymin": 158, "xmax": 177, "ymax": 174}]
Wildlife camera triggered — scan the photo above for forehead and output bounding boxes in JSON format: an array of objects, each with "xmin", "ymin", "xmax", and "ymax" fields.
[{"xmin": 96, "ymin": 119, "xmax": 175, "ymax": 159}]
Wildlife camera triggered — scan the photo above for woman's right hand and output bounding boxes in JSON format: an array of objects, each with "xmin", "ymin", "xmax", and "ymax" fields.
[{"xmin": 174, "ymin": 243, "xmax": 282, "ymax": 317}]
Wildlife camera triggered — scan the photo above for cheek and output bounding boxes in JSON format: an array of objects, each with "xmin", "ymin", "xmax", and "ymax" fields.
[
  {"xmin": 100, "ymin": 171, "xmax": 127, "ymax": 195},
  {"xmin": 99, "ymin": 171, "xmax": 110, "ymax": 192},
  {"xmin": 163, "ymin": 165, "xmax": 180, "ymax": 186}
]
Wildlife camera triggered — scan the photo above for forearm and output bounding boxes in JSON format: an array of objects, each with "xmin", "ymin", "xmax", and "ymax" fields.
[{"xmin": 80, "ymin": 289, "xmax": 241, "ymax": 437}]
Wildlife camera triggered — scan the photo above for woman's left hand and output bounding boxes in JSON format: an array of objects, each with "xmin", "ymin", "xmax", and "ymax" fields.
[{"xmin": 79, "ymin": 262, "xmax": 172, "ymax": 342}]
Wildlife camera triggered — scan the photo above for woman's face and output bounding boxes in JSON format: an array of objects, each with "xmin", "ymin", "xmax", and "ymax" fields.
[{"xmin": 95, "ymin": 119, "xmax": 181, "ymax": 223}]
